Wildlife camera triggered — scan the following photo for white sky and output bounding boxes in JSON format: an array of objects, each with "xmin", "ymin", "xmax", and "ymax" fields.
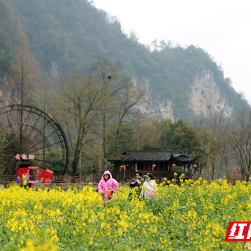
[{"xmin": 92, "ymin": 0, "xmax": 251, "ymax": 104}]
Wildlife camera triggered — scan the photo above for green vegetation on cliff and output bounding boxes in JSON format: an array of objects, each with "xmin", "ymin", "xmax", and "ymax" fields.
[
  {"xmin": 0, "ymin": 0, "xmax": 24, "ymax": 76},
  {"xmin": 0, "ymin": 0, "xmax": 248, "ymax": 122}
]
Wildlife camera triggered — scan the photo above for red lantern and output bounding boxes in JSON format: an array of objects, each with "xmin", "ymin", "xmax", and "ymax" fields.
[
  {"xmin": 120, "ymin": 165, "xmax": 126, "ymax": 172},
  {"xmin": 172, "ymin": 164, "xmax": 176, "ymax": 167},
  {"xmin": 120, "ymin": 165, "xmax": 124, "ymax": 172},
  {"xmin": 152, "ymin": 164, "xmax": 156, "ymax": 170},
  {"xmin": 193, "ymin": 165, "xmax": 197, "ymax": 169}
]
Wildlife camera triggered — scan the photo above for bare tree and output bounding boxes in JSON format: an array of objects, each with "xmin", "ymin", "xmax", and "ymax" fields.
[
  {"xmin": 228, "ymin": 107, "xmax": 251, "ymax": 181},
  {"xmin": 216, "ymin": 121, "xmax": 234, "ymax": 180},
  {"xmin": 91, "ymin": 54, "xmax": 135, "ymax": 168},
  {"xmin": 194, "ymin": 113, "xmax": 228, "ymax": 181},
  {"xmin": 1, "ymin": 40, "xmax": 40, "ymax": 153},
  {"xmin": 52, "ymin": 55, "xmax": 147, "ymax": 174},
  {"xmin": 2, "ymin": 40, "xmax": 40, "ymax": 106},
  {"xmin": 132, "ymin": 119, "xmax": 168, "ymax": 150},
  {"xmin": 113, "ymin": 82, "xmax": 146, "ymax": 155},
  {"xmin": 52, "ymin": 73, "xmax": 102, "ymax": 175}
]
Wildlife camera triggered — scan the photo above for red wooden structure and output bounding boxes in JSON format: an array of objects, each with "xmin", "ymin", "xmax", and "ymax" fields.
[{"xmin": 17, "ymin": 167, "xmax": 53, "ymax": 184}]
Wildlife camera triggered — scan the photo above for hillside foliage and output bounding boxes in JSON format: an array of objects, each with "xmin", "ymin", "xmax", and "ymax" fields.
[
  {"xmin": 0, "ymin": 0, "xmax": 247, "ymax": 122},
  {"xmin": 0, "ymin": 0, "xmax": 24, "ymax": 76},
  {"xmin": 0, "ymin": 0, "xmax": 250, "ymax": 178}
]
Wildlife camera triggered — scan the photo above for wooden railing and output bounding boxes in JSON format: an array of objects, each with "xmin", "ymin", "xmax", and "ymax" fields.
[
  {"xmin": 0, "ymin": 175, "xmax": 101, "ymax": 184},
  {"xmin": 0, "ymin": 175, "xmax": 16, "ymax": 182},
  {"xmin": 50, "ymin": 176, "xmax": 100, "ymax": 184},
  {"xmin": 0, "ymin": 171, "xmax": 193, "ymax": 184}
]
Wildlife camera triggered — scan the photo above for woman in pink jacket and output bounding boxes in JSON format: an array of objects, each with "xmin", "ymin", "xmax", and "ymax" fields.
[{"xmin": 98, "ymin": 170, "xmax": 119, "ymax": 205}]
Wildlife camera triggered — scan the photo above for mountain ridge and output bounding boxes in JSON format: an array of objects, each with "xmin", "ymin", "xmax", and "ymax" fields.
[{"xmin": 0, "ymin": 0, "xmax": 248, "ymax": 123}]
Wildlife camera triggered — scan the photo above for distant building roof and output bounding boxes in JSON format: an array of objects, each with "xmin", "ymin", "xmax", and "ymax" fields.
[{"xmin": 108, "ymin": 150, "xmax": 200, "ymax": 163}]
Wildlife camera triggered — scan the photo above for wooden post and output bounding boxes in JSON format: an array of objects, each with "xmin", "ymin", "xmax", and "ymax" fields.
[
  {"xmin": 120, "ymin": 164, "xmax": 121, "ymax": 182},
  {"xmin": 16, "ymin": 161, "xmax": 19, "ymax": 175},
  {"xmin": 158, "ymin": 163, "xmax": 160, "ymax": 171},
  {"xmin": 144, "ymin": 163, "xmax": 145, "ymax": 169}
]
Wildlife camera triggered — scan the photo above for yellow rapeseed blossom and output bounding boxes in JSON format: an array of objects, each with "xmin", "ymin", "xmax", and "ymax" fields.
[{"xmin": 0, "ymin": 181, "xmax": 249, "ymax": 250}]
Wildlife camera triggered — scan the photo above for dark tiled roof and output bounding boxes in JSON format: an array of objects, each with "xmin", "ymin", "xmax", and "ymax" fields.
[
  {"xmin": 109, "ymin": 150, "xmax": 200, "ymax": 162},
  {"xmin": 172, "ymin": 154, "xmax": 200, "ymax": 163}
]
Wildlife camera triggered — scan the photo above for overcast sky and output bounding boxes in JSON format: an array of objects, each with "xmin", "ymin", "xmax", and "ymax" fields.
[{"xmin": 92, "ymin": 0, "xmax": 251, "ymax": 104}]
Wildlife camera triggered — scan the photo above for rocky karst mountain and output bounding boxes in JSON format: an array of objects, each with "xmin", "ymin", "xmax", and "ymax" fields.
[
  {"xmin": 189, "ymin": 71, "xmax": 233, "ymax": 118},
  {"xmin": 0, "ymin": 0, "xmax": 248, "ymax": 123},
  {"xmin": 136, "ymin": 70, "xmax": 234, "ymax": 121}
]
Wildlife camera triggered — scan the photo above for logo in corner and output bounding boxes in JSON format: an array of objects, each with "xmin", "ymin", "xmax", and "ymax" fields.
[{"xmin": 225, "ymin": 222, "xmax": 251, "ymax": 241}]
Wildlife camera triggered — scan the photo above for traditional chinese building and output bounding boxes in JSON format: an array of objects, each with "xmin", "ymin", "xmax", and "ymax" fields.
[{"xmin": 108, "ymin": 150, "xmax": 200, "ymax": 182}]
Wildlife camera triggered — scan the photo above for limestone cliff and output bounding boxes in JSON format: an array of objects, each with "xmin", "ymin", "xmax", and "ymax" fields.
[
  {"xmin": 136, "ymin": 70, "xmax": 233, "ymax": 121},
  {"xmin": 136, "ymin": 78, "xmax": 174, "ymax": 121},
  {"xmin": 189, "ymin": 71, "xmax": 232, "ymax": 117}
]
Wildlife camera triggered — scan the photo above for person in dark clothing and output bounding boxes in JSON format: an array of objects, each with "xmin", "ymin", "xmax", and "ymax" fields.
[
  {"xmin": 130, "ymin": 172, "xmax": 144, "ymax": 188},
  {"xmin": 129, "ymin": 172, "xmax": 144, "ymax": 198}
]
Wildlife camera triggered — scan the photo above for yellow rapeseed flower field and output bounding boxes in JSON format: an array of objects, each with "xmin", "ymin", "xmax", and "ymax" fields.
[{"xmin": 0, "ymin": 178, "xmax": 250, "ymax": 250}]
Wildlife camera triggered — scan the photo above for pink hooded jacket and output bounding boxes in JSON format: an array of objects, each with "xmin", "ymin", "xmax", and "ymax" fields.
[{"xmin": 98, "ymin": 170, "xmax": 119, "ymax": 194}]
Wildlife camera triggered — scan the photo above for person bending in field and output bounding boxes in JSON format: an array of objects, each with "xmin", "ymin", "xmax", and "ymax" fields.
[
  {"xmin": 140, "ymin": 173, "xmax": 157, "ymax": 199},
  {"xmin": 98, "ymin": 170, "xmax": 119, "ymax": 205}
]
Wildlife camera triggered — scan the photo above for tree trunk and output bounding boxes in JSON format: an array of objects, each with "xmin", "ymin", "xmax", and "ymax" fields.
[
  {"xmin": 98, "ymin": 138, "xmax": 102, "ymax": 176},
  {"xmin": 115, "ymin": 122, "xmax": 121, "ymax": 156},
  {"xmin": 72, "ymin": 130, "xmax": 84, "ymax": 175},
  {"xmin": 72, "ymin": 146, "xmax": 80, "ymax": 175},
  {"xmin": 102, "ymin": 115, "xmax": 107, "ymax": 169},
  {"xmin": 211, "ymin": 162, "xmax": 215, "ymax": 181}
]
